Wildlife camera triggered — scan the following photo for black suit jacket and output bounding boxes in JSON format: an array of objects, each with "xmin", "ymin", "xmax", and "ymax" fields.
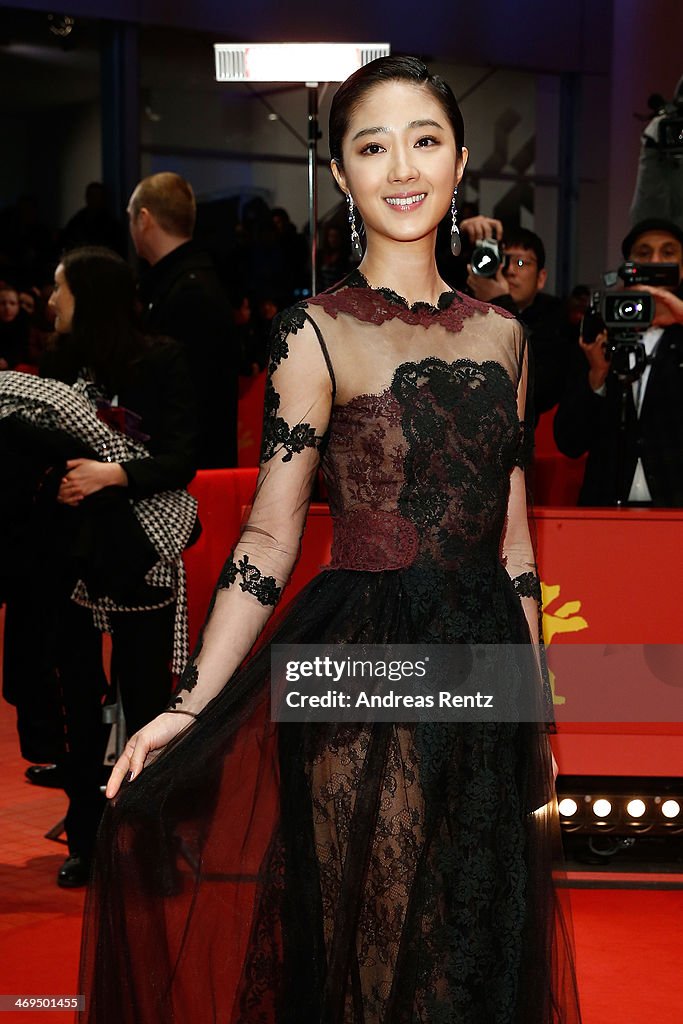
[
  {"xmin": 553, "ymin": 324, "xmax": 683, "ymax": 506},
  {"xmin": 138, "ymin": 242, "xmax": 238, "ymax": 468},
  {"xmin": 493, "ymin": 292, "xmax": 574, "ymax": 419}
]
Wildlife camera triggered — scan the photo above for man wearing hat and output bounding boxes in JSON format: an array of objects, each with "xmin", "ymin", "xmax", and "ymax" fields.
[{"xmin": 554, "ymin": 219, "xmax": 683, "ymax": 506}]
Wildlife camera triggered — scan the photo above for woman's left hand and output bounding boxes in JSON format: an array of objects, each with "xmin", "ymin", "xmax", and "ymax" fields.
[{"xmin": 57, "ymin": 458, "xmax": 128, "ymax": 505}]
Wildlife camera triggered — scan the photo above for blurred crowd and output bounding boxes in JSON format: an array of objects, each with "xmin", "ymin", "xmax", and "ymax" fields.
[{"xmin": 2, "ymin": 177, "xmax": 682, "ymax": 501}]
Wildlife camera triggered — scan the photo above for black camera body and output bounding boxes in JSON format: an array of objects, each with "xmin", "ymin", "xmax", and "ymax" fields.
[
  {"xmin": 658, "ymin": 115, "xmax": 683, "ymax": 153},
  {"xmin": 581, "ymin": 281, "xmax": 656, "ymax": 383},
  {"xmin": 600, "ymin": 292, "xmax": 655, "ymax": 332},
  {"xmin": 470, "ymin": 238, "xmax": 506, "ymax": 278},
  {"xmin": 618, "ymin": 260, "xmax": 680, "ymax": 288},
  {"xmin": 644, "ymin": 81, "xmax": 683, "ymax": 154},
  {"xmin": 601, "ymin": 292, "xmax": 655, "ymax": 382}
]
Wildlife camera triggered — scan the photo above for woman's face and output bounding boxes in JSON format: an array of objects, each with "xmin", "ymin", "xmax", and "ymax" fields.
[
  {"xmin": 0, "ymin": 289, "xmax": 20, "ymax": 323},
  {"xmin": 332, "ymin": 80, "xmax": 467, "ymax": 250},
  {"xmin": 48, "ymin": 264, "xmax": 75, "ymax": 334}
]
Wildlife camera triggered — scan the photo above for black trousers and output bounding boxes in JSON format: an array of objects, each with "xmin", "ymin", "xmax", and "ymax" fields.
[
  {"xmin": 3, "ymin": 582, "xmax": 66, "ymax": 765},
  {"xmin": 56, "ymin": 599, "xmax": 175, "ymax": 860}
]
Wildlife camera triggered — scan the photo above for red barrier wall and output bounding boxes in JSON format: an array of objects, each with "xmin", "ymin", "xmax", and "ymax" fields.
[{"xmin": 187, "ymin": 472, "xmax": 683, "ymax": 777}]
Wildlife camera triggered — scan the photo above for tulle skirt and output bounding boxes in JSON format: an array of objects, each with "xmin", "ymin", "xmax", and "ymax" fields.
[{"xmin": 79, "ymin": 564, "xmax": 581, "ymax": 1023}]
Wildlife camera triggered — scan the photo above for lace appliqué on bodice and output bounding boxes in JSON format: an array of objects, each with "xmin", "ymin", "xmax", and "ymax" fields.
[{"xmin": 323, "ymin": 355, "xmax": 522, "ymax": 574}]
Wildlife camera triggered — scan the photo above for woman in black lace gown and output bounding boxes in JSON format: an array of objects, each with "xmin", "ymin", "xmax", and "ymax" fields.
[{"xmin": 80, "ymin": 56, "xmax": 582, "ymax": 1023}]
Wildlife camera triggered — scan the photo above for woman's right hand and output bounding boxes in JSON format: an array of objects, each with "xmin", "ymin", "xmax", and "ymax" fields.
[
  {"xmin": 105, "ymin": 712, "xmax": 196, "ymax": 799},
  {"xmin": 579, "ymin": 329, "xmax": 610, "ymax": 391}
]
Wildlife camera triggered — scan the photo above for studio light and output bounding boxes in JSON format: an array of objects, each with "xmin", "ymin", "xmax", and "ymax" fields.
[
  {"xmin": 626, "ymin": 799, "xmax": 646, "ymax": 818},
  {"xmin": 214, "ymin": 42, "xmax": 390, "ymax": 294},
  {"xmin": 661, "ymin": 799, "xmax": 681, "ymax": 819},
  {"xmin": 592, "ymin": 799, "xmax": 612, "ymax": 818},
  {"xmin": 214, "ymin": 43, "xmax": 390, "ymax": 85},
  {"xmin": 556, "ymin": 777, "xmax": 683, "ymax": 836}
]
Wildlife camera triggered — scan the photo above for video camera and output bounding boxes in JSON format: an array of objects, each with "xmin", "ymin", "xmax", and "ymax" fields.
[
  {"xmin": 581, "ymin": 261, "xmax": 673, "ymax": 382},
  {"xmin": 644, "ymin": 80, "xmax": 683, "ymax": 154}
]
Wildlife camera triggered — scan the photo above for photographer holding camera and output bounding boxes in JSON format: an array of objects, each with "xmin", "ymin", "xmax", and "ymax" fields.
[
  {"xmin": 554, "ymin": 218, "xmax": 683, "ymax": 506},
  {"xmin": 630, "ymin": 77, "xmax": 683, "ymax": 228},
  {"xmin": 463, "ymin": 220, "xmax": 573, "ymax": 418}
]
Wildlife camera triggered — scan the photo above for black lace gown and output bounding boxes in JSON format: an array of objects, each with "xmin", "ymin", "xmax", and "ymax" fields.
[{"xmin": 79, "ymin": 271, "xmax": 582, "ymax": 1023}]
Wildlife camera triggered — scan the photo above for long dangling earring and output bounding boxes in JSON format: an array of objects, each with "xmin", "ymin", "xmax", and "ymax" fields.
[
  {"xmin": 450, "ymin": 187, "xmax": 462, "ymax": 257},
  {"xmin": 347, "ymin": 193, "xmax": 363, "ymax": 261}
]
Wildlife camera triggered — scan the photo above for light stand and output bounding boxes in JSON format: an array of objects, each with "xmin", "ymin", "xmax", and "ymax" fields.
[
  {"xmin": 307, "ymin": 83, "xmax": 320, "ymax": 295},
  {"xmin": 214, "ymin": 43, "xmax": 390, "ymax": 295}
]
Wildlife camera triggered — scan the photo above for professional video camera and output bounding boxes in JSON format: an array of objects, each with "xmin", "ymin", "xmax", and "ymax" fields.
[
  {"xmin": 630, "ymin": 77, "xmax": 683, "ymax": 224},
  {"xmin": 580, "ymin": 261, "xmax": 674, "ymax": 382},
  {"xmin": 644, "ymin": 79, "xmax": 683, "ymax": 154},
  {"xmin": 470, "ymin": 236, "xmax": 506, "ymax": 278}
]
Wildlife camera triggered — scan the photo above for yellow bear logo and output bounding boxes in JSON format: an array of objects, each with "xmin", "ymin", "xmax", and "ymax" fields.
[{"xmin": 541, "ymin": 583, "xmax": 589, "ymax": 705}]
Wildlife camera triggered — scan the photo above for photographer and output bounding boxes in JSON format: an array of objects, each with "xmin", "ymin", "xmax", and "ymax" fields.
[
  {"xmin": 630, "ymin": 77, "xmax": 683, "ymax": 227},
  {"xmin": 464, "ymin": 221, "xmax": 573, "ymax": 417},
  {"xmin": 554, "ymin": 218, "xmax": 683, "ymax": 506}
]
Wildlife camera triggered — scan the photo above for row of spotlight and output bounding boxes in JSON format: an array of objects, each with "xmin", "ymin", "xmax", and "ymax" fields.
[{"xmin": 557, "ymin": 779, "xmax": 683, "ymax": 834}]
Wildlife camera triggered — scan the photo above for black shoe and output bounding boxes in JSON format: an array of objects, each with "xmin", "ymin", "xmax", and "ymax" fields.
[
  {"xmin": 57, "ymin": 855, "xmax": 91, "ymax": 889},
  {"xmin": 25, "ymin": 764, "xmax": 65, "ymax": 789}
]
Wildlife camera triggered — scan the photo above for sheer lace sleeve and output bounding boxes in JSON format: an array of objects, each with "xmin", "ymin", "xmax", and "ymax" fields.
[
  {"xmin": 501, "ymin": 328, "xmax": 542, "ymax": 621},
  {"xmin": 500, "ymin": 327, "xmax": 556, "ymax": 722},
  {"xmin": 169, "ymin": 307, "xmax": 334, "ymax": 715}
]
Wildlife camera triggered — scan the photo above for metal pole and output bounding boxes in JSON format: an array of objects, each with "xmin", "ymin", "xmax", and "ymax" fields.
[
  {"xmin": 556, "ymin": 72, "xmax": 580, "ymax": 298},
  {"xmin": 100, "ymin": 23, "xmax": 140, "ymax": 231},
  {"xmin": 307, "ymin": 84, "xmax": 319, "ymax": 296}
]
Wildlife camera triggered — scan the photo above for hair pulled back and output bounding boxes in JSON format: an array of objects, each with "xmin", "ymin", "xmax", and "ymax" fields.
[
  {"xmin": 329, "ymin": 55, "xmax": 465, "ymax": 166},
  {"xmin": 60, "ymin": 246, "xmax": 142, "ymax": 393}
]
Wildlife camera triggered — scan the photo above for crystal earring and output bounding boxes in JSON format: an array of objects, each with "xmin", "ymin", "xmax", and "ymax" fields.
[
  {"xmin": 450, "ymin": 188, "xmax": 462, "ymax": 257},
  {"xmin": 347, "ymin": 193, "xmax": 363, "ymax": 261}
]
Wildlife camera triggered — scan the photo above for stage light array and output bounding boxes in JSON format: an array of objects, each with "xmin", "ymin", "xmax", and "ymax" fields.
[{"xmin": 556, "ymin": 777, "xmax": 683, "ymax": 835}]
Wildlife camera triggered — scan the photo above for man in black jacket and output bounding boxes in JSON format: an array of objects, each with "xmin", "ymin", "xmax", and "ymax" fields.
[
  {"xmin": 553, "ymin": 218, "xmax": 683, "ymax": 506},
  {"xmin": 128, "ymin": 172, "xmax": 238, "ymax": 467},
  {"xmin": 466, "ymin": 225, "xmax": 573, "ymax": 419}
]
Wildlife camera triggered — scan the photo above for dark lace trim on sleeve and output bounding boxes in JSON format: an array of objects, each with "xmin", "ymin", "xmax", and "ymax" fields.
[
  {"xmin": 217, "ymin": 553, "xmax": 282, "ymax": 607},
  {"xmin": 165, "ymin": 645, "xmax": 201, "ymax": 710},
  {"xmin": 261, "ymin": 376, "xmax": 323, "ymax": 464},
  {"xmin": 267, "ymin": 305, "xmax": 308, "ymax": 373},
  {"xmin": 511, "ymin": 571, "xmax": 542, "ymax": 602},
  {"xmin": 218, "ymin": 557, "xmax": 239, "ymax": 590},
  {"xmin": 514, "ymin": 420, "xmax": 534, "ymax": 470},
  {"xmin": 237, "ymin": 554, "xmax": 282, "ymax": 605}
]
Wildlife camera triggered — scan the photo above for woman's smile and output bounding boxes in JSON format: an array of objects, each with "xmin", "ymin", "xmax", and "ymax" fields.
[{"xmin": 384, "ymin": 192, "xmax": 427, "ymax": 210}]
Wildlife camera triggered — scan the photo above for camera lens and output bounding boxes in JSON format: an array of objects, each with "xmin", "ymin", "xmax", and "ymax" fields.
[
  {"xmin": 615, "ymin": 298, "xmax": 643, "ymax": 320},
  {"xmin": 472, "ymin": 249, "xmax": 494, "ymax": 273},
  {"xmin": 471, "ymin": 240, "xmax": 502, "ymax": 278}
]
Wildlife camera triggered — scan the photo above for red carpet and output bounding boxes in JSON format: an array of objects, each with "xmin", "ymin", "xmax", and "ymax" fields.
[{"xmin": 570, "ymin": 888, "xmax": 683, "ymax": 1021}]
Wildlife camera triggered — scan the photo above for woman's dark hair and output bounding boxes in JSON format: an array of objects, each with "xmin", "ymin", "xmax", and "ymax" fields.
[
  {"xmin": 329, "ymin": 55, "xmax": 465, "ymax": 166},
  {"xmin": 60, "ymin": 246, "xmax": 142, "ymax": 393}
]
